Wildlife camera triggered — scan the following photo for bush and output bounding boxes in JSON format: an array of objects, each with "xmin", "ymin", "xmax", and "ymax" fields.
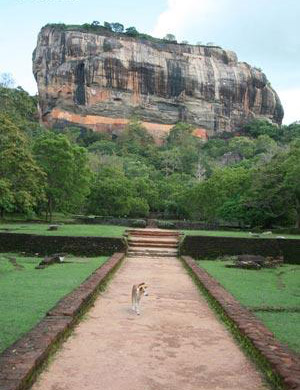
[
  {"xmin": 157, "ymin": 221, "xmax": 176, "ymax": 229},
  {"xmin": 251, "ymin": 226, "xmax": 263, "ymax": 233},
  {"xmin": 128, "ymin": 198, "xmax": 149, "ymax": 218},
  {"xmin": 130, "ymin": 219, "xmax": 147, "ymax": 228},
  {"xmin": 273, "ymin": 227, "xmax": 300, "ymax": 235}
]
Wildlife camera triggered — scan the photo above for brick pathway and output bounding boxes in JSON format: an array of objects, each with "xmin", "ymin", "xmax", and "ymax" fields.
[{"xmin": 31, "ymin": 256, "xmax": 268, "ymax": 390}]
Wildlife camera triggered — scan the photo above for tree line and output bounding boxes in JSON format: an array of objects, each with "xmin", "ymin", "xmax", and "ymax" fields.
[{"xmin": 0, "ymin": 84, "xmax": 299, "ymax": 228}]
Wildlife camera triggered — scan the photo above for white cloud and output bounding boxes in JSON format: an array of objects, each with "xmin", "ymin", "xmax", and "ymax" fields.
[
  {"xmin": 151, "ymin": 0, "xmax": 215, "ymax": 40},
  {"xmin": 278, "ymin": 88, "xmax": 300, "ymax": 125}
]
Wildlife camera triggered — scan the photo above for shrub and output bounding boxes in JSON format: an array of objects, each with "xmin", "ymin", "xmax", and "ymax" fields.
[
  {"xmin": 130, "ymin": 219, "xmax": 147, "ymax": 228},
  {"xmin": 157, "ymin": 221, "xmax": 176, "ymax": 229}
]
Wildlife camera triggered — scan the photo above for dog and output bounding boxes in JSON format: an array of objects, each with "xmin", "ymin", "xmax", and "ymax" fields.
[{"xmin": 132, "ymin": 282, "xmax": 148, "ymax": 315}]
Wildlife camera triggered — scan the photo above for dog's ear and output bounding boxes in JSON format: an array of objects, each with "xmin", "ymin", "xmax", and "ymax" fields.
[{"xmin": 138, "ymin": 282, "xmax": 146, "ymax": 287}]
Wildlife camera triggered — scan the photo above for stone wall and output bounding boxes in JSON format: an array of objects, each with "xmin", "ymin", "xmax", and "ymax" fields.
[
  {"xmin": 0, "ymin": 232, "xmax": 127, "ymax": 256},
  {"xmin": 180, "ymin": 235, "xmax": 300, "ymax": 264}
]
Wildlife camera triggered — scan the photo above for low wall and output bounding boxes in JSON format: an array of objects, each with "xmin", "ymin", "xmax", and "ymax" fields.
[
  {"xmin": 180, "ymin": 235, "xmax": 300, "ymax": 264},
  {"xmin": 0, "ymin": 232, "xmax": 127, "ymax": 256}
]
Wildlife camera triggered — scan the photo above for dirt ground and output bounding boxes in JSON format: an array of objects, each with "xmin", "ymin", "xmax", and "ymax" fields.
[{"xmin": 31, "ymin": 256, "xmax": 268, "ymax": 390}]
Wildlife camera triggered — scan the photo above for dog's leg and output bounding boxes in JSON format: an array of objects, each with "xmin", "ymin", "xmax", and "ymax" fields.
[
  {"xmin": 136, "ymin": 295, "xmax": 140, "ymax": 315},
  {"xmin": 132, "ymin": 287, "xmax": 136, "ymax": 313}
]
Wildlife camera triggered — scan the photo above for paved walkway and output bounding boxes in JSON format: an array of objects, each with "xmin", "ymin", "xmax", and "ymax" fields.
[{"xmin": 31, "ymin": 256, "xmax": 268, "ymax": 390}]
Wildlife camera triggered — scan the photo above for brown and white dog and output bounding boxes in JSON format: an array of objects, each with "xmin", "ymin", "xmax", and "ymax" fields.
[{"xmin": 132, "ymin": 282, "xmax": 148, "ymax": 315}]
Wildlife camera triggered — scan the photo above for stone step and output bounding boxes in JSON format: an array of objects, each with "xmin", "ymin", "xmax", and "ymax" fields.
[
  {"xmin": 127, "ymin": 251, "xmax": 178, "ymax": 257},
  {"xmin": 125, "ymin": 229, "xmax": 182, "ymax": 237},
  {"xmin": 129, "ymin": 242, "xmax": 178, "ymax": 248},
  {"xmin": 128, "ymin": 237, "xmax": 179, "ymax": 244},
  {"xmin": 127, "ymin": 247, "xmax": 178, "ymax": 257}
]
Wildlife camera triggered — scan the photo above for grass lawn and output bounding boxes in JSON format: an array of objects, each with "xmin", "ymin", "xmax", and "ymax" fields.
[
  {"xmin": 0, "ymin": 253, "xmax": 107, "ymax": 353},
  {"xmin": 182, "ymin": 229, "xmax": 300, "ymax": 239},
  {"xmin": 198, "ymin": 260, "xmax": 300, "ymax": 353},
  {"xmin": 0, "ymin": 223, "xmax": 127, "ymax": 237}
]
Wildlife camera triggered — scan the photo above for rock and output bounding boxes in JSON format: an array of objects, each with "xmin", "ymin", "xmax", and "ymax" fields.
[
  {"xmin": 225, "ymin": 254, "xmax": 283, "ymax": 270},
  {"xmin": 35, "ymin": 253, "xmax": 67, "ymax": 269},
  {"xmin": 249, "ymin": 232, "xmax": 261, "ymax": 237},
  {"xmin": 264, "ymin": 256, "xmax": 284, "ymax": 268},
  {"xmin": 48, "ymin": 224, "xmax": 59, "ymax": 231},
  {"xmin": 237, "ymin": 254, "xmax": 266, "ymax": 265},
  {"xmin": 33, "ymin": 26, "xmax": 283, "ymax": 143}
]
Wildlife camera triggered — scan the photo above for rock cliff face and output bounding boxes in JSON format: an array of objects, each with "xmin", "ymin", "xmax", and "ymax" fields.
[{"xmin": 33, "ymin": 26, "xmax": 283, "ymax": 141}]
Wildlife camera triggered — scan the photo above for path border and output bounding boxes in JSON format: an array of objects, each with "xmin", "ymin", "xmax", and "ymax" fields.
[
  {"xmin": 0, "ymin": 252, "xmax": 126, "ymax": 390},
  {"xmin": 181, "ymin": 256, "xmax": 300, "ymax": 390}
]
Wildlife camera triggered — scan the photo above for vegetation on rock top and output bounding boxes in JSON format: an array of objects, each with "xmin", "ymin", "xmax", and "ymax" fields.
[{"xmin": 43, "ymin": 21, "xmax": 222, "ymax": 47}]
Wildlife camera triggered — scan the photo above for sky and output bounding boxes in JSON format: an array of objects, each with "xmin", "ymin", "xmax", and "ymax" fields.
[{"xmin": 0, "ymin": 0, "xmax": 299, "ymax": 124}]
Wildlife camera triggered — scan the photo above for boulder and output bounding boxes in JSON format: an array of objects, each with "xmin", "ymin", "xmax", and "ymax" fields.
[{"xmin": 33, "ymin": 26, "xmax": 283, "ymax": 143}]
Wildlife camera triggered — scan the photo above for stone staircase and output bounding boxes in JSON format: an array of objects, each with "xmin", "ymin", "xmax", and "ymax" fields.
[{"xmin": 125, "ymin": 228, "xmax": 181, "ymax": 257}]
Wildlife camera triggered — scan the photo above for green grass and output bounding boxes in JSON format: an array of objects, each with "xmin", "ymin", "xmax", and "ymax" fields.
[
  {"xmin": 182, "ymin": 229, "xmax": 300, "ymax": 239},
  {"xmin": 0, "ymin": 223, "xmax": 127, "ymax": 237},
  {"xmin": 0, "ymin": 254, "xmax": 107, "ymax": 353},
  {"xmin": 198, "ymin": 260, "xmax": 300, "ymax": 353},
  {"xmin": 255, "ymin": 312, "xmax": 300, "ymax": 353}
]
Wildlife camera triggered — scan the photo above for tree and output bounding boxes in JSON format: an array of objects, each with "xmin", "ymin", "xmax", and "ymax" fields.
[
  {"xmin": 243, "ymin": 119, "xmax": 280, "ymax": 140},
  {"xmin": 228, "ymin": 136, "xmax": 256, "ymax": 159},
  {"xmin": 33, "ymin": 132, "xmax": 91, "ymax": 221},
  {"xmin": 104, "ymin": 22, "xmax": 112, "ymax": 30},
  {"xmin": 0, "ymin": 85, "xmax": 43, "ymax": 138},
  {"xmin": 164, "ymin": 33, "xmax": 176, "ymax": 42},
  {"xmin": 189, "ymin": 166, "xmax": 251, "ymax": 222},
  {"xmin": 0, "ymin": 73, "xmax": 15, "ymax": 88},
  {"xmin": 86, "ymin": 166, "xmax": 133, "ymax": 217},
  {"xmin": 281, "ymin": 140, "xmax": 300, "ymax": 227},
  {"xmin": 111, "ymin": 22, "xmax": 124, "ymax": 33},
  {"xmin": 0, "ymin": 113, "xmax": 45, "ymax": 217},
  {"xmin": 117, "ymin": 117, "xmax": 155, "ymax": 156},
  {"xmin": 91, "ymin": 21, "xmax": 100, "ymax": 28},
  {"xmin": 281, "ymin": 122, "xmax": 300, "ymax": 143},
  {"xmin": 125, "ymin": 26, "xmax": 139, "ymax": 37}
]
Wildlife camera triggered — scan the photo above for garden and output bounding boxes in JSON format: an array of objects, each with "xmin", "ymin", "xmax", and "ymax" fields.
[
  {"xmin": 198, "ymin": 260, "xmax": 300, "ymax": 353},
  {"xmin": 0, "ymin": 253, "xmax": 107, "ymax": 353}
]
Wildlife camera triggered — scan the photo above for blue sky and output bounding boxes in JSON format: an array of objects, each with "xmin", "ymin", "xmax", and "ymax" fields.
[{"xmin": 0, "ymin": 0, "xmax": 299, "ymax": 124}]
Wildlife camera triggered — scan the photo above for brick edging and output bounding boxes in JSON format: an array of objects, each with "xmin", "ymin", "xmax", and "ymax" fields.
[
  {"xmin": 0, "ymin": 252, "xmax": 126, "ymax": 390},
  {"xmin": 180, "ymin": 256, "xmax": 300, "ymax": 390}
]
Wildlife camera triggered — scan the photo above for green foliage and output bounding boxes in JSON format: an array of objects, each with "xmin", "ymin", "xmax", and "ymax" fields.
[
  {"xmin": 33, "ymin": 132, "xmax": 91, "ymax": 220},
  {"xmin": 0, "ymin": 85, "xmax": 43, "ymax": 138},
  {"xmin": 1, "ymin": 81, "xmax": 299, "ymax": 227},
  {"xmin": 125, "ymin": 26, "xmax": 139, "ymax": 37},
  {"xmin": 117, "ymin": 117, "xmax": 155, "ymax": 156},
  {"xmin": 103, "ymin": 21, "xmax": 112, "ymax": 30},
  {"xmin": 111, "ymin": 22, "xmax": 124, "ymax": 33},
  {"xmin": 86, "ymin": 165, "xmax": 146, "ymax": 217},
  {"xmin": 190, "ymin": 166, "xmax": 251, "ymax": 221},
  {"xmin": 130, "ymin": 219, "xmax": 147, "ymax": 228},
  {"xmin": 244, "ymin": 119, "xmax": 280, "ymax": 140},
  {"xmin": 157, "ymin": 220, "xmax": 176, "ymax": 229},
  {"xmin": 91, "ymin": 21, "xmax": 100, "ymax": 27},
  {"xmin": 228, "ymin": 136, "xmax": 256, "ymax": 159},
  {"xmin": 0, "ymin": 113, "xmax": 45, "ymax": 216},
  {"xmin": 164, "ymin": 33, "xmax": 177, "ymax": 42}
]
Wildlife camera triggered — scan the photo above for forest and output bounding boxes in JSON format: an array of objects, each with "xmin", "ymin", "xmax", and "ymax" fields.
[{"xmin": 0, "ymin": 83, "xmax": 299, "ymax": 229}]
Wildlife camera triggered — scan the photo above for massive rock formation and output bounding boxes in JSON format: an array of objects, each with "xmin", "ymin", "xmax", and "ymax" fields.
[{"xmin": 33, "ymin": 25, "xmax": 283, "ymax": 142}]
